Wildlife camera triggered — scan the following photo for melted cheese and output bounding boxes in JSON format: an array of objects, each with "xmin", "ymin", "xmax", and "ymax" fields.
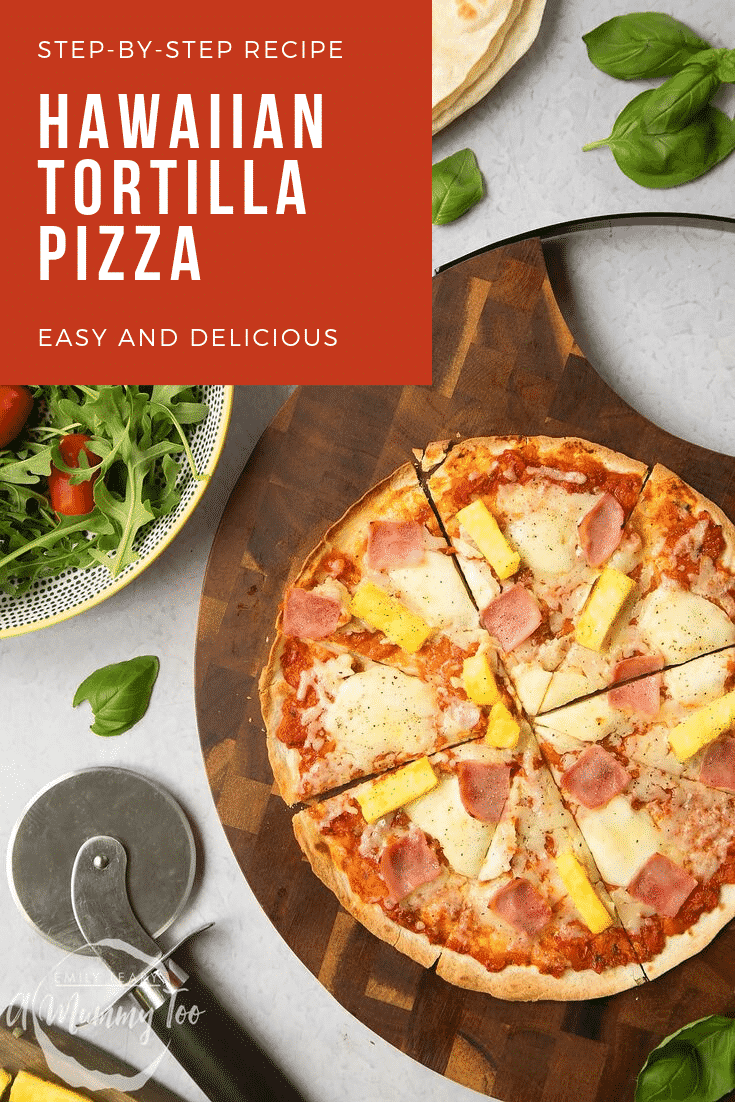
[
  {"xmin": 664, "ymin": 650, "xmax": 732, "ymax": 706},
  {"xmin": 322, "ymin": 666, "xmax": 435, "ymax": 759},
  {"xmin": 512, "ymin": 664, "xmax": 553, "ymax": 716},
  {"xmin": 622, "ymin": 722, "xmax": 683, "ymax": 778},
  {"xmin": 405, "ymin": 775, "xmax": 494, "ymax": 878},
  {"xmin": 579, "ymin": 796, "xmax": 663, "ymax": 887},
  {"xmin": 312, "ymin": 577, "xmax": 351, "ymax": 613},
  {"xmin": 536, "ymin": 694, "xmax": 621, "ymax": 743},
  {"xmin": 389, "ymin": 550, "xmax": 478, "ymax": 635},
  {"xmin": 608, "ymin": 533, "xmax": 643, "ymax": 576},
  {"xmin": 500, "ymin": 485, "xmax": 599, "ymax": 576},
  {"xmin": 297, "ymin": 651, "xmax": 354, "ymax": 704},
  {"xmin": 438, "ymin": 699, "xmax": 481, "ymax": 740},
  {"xmin": 638, "ymin": 588, "xmax": 735, "ymax": 663},
  {"xmin": 541, "ymin": 668, "xmax": 598, "ymax": 714},
  {"xmin": 455, "ymin": 557, "xmax": 501, "ymax": 610},
  {"xmin": 478, "ymin": 815, "xmax": 516, "ymax": 881}
]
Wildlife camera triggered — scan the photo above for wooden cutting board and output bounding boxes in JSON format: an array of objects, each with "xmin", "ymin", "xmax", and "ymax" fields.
[
  {"xmin": 194, "ymin": 235, "xmax": 735, "ymax": 1102},
  {"xmin": 0, "ymin": 1011, "xmax": 185, "ymax": 1102}
]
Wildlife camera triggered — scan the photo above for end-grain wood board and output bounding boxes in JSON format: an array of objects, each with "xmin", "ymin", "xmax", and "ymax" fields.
[
  {"xmin": 194, "ymin": 234, "xmax": 735, "ymax": 1102},
  {"xmin": 0, "ymin": 1010, "xmax": 186, "ymax": 1102}
]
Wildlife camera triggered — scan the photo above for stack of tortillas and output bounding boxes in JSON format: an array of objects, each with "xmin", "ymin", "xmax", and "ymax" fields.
[{"xmin": 433, "ymin": 0, "xmax": 547, "ymax": 134}]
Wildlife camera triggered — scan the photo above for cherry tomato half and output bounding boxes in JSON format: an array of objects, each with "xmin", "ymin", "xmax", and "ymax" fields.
[
  {"xmin": 48, "ymin": 433, "xmax": 100, "ymax": 516},
  {"xmin": 0, "ymin": 386, "xmax": 34, "ymax": 448}
]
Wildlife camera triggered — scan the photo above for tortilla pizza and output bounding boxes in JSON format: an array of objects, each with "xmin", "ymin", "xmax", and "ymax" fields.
[{"xmin": 259, "ymin": 436, "xmax": 735, "ymax": 999}]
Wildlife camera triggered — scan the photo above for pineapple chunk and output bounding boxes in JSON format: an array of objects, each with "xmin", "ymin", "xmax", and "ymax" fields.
[
  {"xmin": 462, "ymin": 652, "xmax": 500, "ymax": 705},
  {"xmin": 575, "ymin": 567, "xmax": 635, "ymax": 652},
  {"xmin": 456, "ymin": 499, "xmax": 520, "ymax": 580},
  {"xmin": 356, "ymin": 758, "xmax": 438, "ymax": 823},
  {"xmin": 0, "ymin": 1071, "xmax": 11, "ymax": 1098},
  {"xmin": 668, "ymin": 689, "xmax": 735, "ymax": 762},
  {"xmin": 9, "ymin": 1072, "xmax": 90, "ymax": 1102},
  {"xmin": 350, "ymin": 581, "xmax": 432, "ymax": 653},
  {"xmin": 485, "ymin": 701, "xmax": 520, "ymax": 748},
  {"xmin": 555, "ymin": 852, "xmax": 613, "ymax": 935}
]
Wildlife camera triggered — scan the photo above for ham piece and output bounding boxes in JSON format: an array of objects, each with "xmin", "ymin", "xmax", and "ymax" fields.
[
  {"xmin": 607, "ymin": 655, "xmax": 664, "ymax": 717},
  {"xmin": 379, "ymin": 830, "xmax": 441, "ymax": 902},
  {"xmin": 281, "ymin": 587, "xmax": 341, "ymax": 640},
  {"xmin": 457, "ymin": 761, "xmax": 511, "ymax": 823},
  {"xmin": 627, "ymin": 853, "xmax": 697, "ymax": 917},
  {"xmin": 480, "ymin": 585, "xmax": 542, "ymax": 653},
  {"xmin": 367, "ymin": 520, "xmax": 425, "ymax": 571},
  {"xmin": 561, "ymin": 745, "xmax": 630, "ymax": 809},
  {"xmin": 491, "ymin": 877, "xmax": 552, "ymax": 936},
  {"xmin": 578, "ymin": 493, "xmax": 625, "ymax": 567},
  {"xmin": 700, "ymin": 737, "xmax": 735, "ymax": 791}
]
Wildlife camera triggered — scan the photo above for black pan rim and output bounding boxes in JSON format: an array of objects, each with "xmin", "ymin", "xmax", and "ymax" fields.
[{"xmin": 434, "ymin": 211, "xmax": 735, "ymax": 274}]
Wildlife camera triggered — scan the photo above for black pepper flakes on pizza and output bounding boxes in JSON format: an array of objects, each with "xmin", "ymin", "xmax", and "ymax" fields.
[{"xmin": 259, "ymin": 436, "xmax": 735, "ymax": 1001}]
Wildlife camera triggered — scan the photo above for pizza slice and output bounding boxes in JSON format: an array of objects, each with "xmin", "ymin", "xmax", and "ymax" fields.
[
  {"xmin": 534, "ymin": 647, "xmax": 735, "ymax": 793},
  {"xmin": 534, "ymin": 718, "xmax": 735, "ymax": 981},
  {"xmin": 436, "ymin": 748, "xmax": 646, "ymax": 998},
  {"xmin": 277, "ymin": 461, "xmax": 490, "ymax": 677},
  {"xmin": 541, "ymin": 464, "xmax": 735, "ymax": 710},
  {"xmin": 423, "ymin": 435, "xmax": 648, "ymax": 714},
  {"xmin": 293, "ymin": 736, "xmax": 532, "ymax": 971},
  {"xmin": 294, "ymin": 729, "xmax": 646, "ymax": 999},
  {"xmin": 261, "ymin": 632, "xmax": 523, "ymax": 804}
]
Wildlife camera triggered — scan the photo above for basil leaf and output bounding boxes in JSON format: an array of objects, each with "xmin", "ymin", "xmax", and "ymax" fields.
[
  {"xmin": 432, "ymin": 148, "xmax": 484, "ymax": 225},
  {"xmin": 636, "ymin": 1042, "xmax": 701, "ymax": 1101},
  {"xmin": 641, "ymin": 62, "xmax": 721, "ymax": 134},
  {"xmin": 584, "ymin": 88, "xmax": 655, "ymax": 150},
  {"xmin": 636, "ymin": 1016, "xmax": 735, "ymax": 1102},
  {"xmin": 583, "ymin": 12, "xmax": 711, "ymax": 80},
  {"xmin": 715, "ymin": 48, "xmax": 735, "ymax": 82},
  {"xmin": 73, "ymin": 655, "xmax": 160, "ymax": 737},
  {"xmin": 583, "ymin": 90, "xmax": 735, "ymax": 188}
]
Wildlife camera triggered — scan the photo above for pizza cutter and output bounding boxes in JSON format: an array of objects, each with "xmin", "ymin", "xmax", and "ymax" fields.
[{"xmin": 7, "ymin": 766, "xmax": 302, "ymax": 1102}]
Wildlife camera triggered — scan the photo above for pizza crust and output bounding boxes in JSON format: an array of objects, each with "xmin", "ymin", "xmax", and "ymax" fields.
[
  {"xmin": 259, "ymin": 634, "xmax": 304, "ymax": 806},
  {"xmin": 425, "ymin": 433, "xmax": 648, "ymax": 483},
  {"xmin": 532, "ymin": 435, "xmax": 649, "ymax": 477},
  {"xmin": 293, "ymin": 810, "xmax": 442, "ymax": 969},
  {"xmin": 641, "ymin": 883, "xmax": 735, "ymax": 982},
  {"xmin": 641, "ymin": 464, "xmax": 735, "ymax": 572},
  {"xmin": 289, "ymin": 462, "xmax": 434, "ymax": 593},
  {"xmin": 294, "ymin": 805, "xmax": 649, "ymax": 1000},
  {"xmin": 436, "ymin": 945, "xmax": 646, "ymax": 1000}
]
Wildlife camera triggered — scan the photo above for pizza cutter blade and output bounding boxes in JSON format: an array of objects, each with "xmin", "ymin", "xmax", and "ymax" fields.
[
  {"xmin": 7, "ymin": 767, "xmax": 195, "ymax": 955},
  {"xmin": 7, "ymin": 767, "xmax": 304, "ymax": 1102}
]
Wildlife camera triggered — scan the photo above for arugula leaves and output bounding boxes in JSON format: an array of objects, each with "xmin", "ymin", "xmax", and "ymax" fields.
[
  {"xmin": 432, "ymin": 149, "xmax": 484, "ymax": 224},
  {"xmin": 0, "ymin": 386, "xmax": 208, "ymax": 594},
  {"xmin": 73, "ymin": 655, "xmax": 160, "ymax": 737},
  {"xmin": 636, "ymin": 1015, "xmax": 735, "ymax": 1102},
  {"xmin": 582, "ymin": 14, "xmax": 735, "ymax": 188}
]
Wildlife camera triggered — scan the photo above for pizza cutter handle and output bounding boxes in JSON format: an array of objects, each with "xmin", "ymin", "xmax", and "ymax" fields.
[{"xmin": 142, "ymin": 965, "xmax": 305, "ymax": 1102}]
